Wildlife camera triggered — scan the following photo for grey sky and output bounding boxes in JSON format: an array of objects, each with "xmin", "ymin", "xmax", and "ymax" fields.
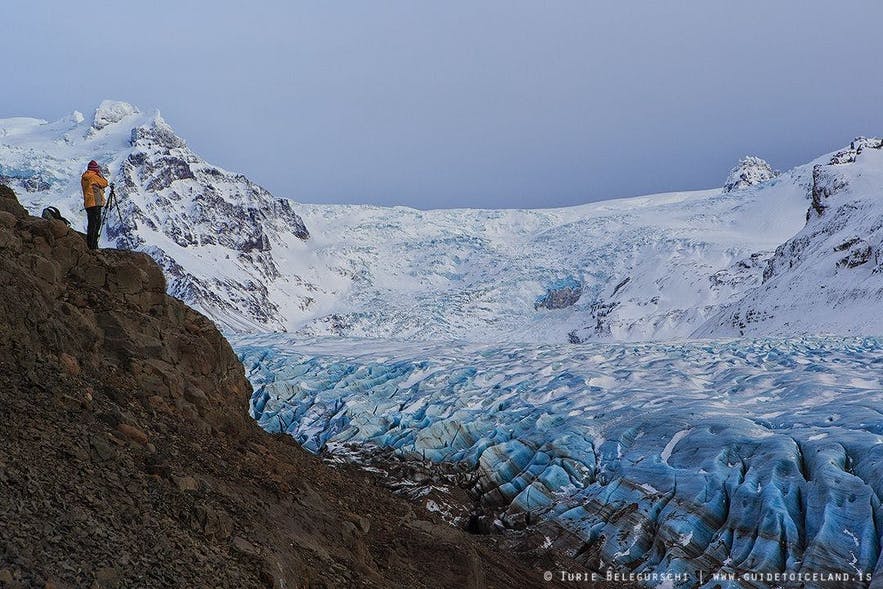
[{"xmin": 4, "ymin": 1, "xmax": 883, "ymax": 209}]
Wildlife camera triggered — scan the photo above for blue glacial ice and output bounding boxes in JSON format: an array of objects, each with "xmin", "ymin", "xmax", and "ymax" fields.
[{"xmin": 235, "ymin": 336, "xmax": 883, "ymax": 588}]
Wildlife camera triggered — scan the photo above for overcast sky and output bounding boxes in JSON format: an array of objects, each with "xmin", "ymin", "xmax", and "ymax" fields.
[{"xmin": 4, "ymin": 1, "xmax": 883, "ymax": 209}]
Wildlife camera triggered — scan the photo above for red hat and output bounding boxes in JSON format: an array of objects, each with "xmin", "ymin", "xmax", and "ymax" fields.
[{"xmin": 87, "ymin": 160, "xmax": 100, "ymax": 172}]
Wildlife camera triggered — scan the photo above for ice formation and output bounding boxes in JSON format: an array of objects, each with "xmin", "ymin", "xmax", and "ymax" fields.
[{"xmin": 239, "ymin": 335, "xmax": 883, "ymax": 587}]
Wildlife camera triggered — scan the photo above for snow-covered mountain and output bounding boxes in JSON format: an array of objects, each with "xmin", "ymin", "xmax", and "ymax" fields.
[
  {"xmin": 698, "ymin": 138, "xmax": 883, "ymax": 337},
  {"xmin": 0, "ymin": 101, "xmax": 311, "ymax": 332},
  {"xmin": 3, "ymin": 101, "xmax": 882, "ymax": 341},
  {"xmin": 292, "ymin": 179, "xmax": 810, "ymax": 343},
  {"xmin": 723, "ymin": 155, "xmax": 779, "ymax": 193}
]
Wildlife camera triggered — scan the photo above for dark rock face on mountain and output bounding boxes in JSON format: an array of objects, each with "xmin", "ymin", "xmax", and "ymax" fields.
[
  {"xmin": 809, "ymin": 163, "xmax": 849, "ymax": 218},
  {"xmin": 0, "ymin": 186, "xmax": 583, "ymax": 588},
  {"xmin": 534, "ymin": 277, "xmax": 583, "ymax": 310},
  {"xmin": 104, "ymin": 113, "xmax": 311, "ymax": 332}
]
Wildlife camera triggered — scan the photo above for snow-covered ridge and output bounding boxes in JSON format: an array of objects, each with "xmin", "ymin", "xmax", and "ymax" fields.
[
  {"xmin": 291, "ymin": 179, "xmax": 812, "ymax": 342},
  {"xmin": 698, "ymin": 138, "xmax": 883, "ymax": 337},
  {"xmin": 238, "ymin": 335, "xmax": 883, "ymax": 586}
]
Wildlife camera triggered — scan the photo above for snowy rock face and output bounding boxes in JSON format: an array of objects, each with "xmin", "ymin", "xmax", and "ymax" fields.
[
  {"xmin": 723, "ymin": 156, "xmax": 777, "ymax": 193},
  {"xmin": 109, "ymin": 114, "xmax": 310, "ymax": 330},
  {"xmin": 0, "ymin": 102, "xmax": 311, "ymax": 332},
  {"xmin": 239, "ymin": 335, "xmax": 883, "ymax": 586},
  {"xmin": 698, "ymin": 140, "xmax": 883, "ymax": 337},
  {"xmin": 535, "ymin": 277, "xmax": 583, "ymax": 310}
]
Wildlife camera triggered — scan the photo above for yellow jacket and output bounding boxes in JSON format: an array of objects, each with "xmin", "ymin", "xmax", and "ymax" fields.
[{"xmin": 81, "ymin": 170, "xmax": 109, "ymax": 208}]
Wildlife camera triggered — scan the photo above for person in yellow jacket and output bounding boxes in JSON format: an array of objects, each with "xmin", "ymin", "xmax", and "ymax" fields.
[{"xmin": 81, "ymin": 160, "xmax": 108, "ymax": 249}]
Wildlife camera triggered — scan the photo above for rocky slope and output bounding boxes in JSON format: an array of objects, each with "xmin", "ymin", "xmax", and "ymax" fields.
[{"xmin": 0, "ymin": 185, "xmax": 591, "ymax": 588}]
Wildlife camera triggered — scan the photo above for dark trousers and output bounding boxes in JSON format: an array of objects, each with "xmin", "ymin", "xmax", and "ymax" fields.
[{"xmin": 86, "ymin": 206, "xmax": 103, "ymax": 250}]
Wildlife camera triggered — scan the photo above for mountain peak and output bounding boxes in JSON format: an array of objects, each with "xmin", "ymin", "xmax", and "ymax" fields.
[
  {"xmin": 130, "ymin": 112, "xmax": 186, "ymax": 150},
  {"xmin": 723, "ymin": 155, "xmax": 777, "ymax": 193},
  {"xmin": 91, "ymin": 100, "xmax": 141, "ymax": 132}
]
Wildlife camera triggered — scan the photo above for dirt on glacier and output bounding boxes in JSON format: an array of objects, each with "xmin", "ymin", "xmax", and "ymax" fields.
[{"xmin": 0, "ymin": 184, "xmax": 616, "ymax": 588}]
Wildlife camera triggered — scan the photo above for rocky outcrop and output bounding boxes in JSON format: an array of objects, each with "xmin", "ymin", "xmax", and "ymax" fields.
[
  {"xmin": 809, "ymin": 163, "xmax": 849, "ymax": 217},
  {"xmin": 0, "ymin": 186, "xmax": 579, "ymax": 588},
  {"xmin": 723, "ymin": 156, "xmax": 777, "ymax": 193},
  {"xmin": 809, "ymin": 138, "xmax": 882, "ymax": 218},
  {"xmin": 0, "ymin": 188, "xmax": 248, "ymax": 430},
  {"xmin": 534, "ymin": 277, "xmax": 583, "ymax": 310},
  {"xmin": 709, "ymin": 252, "xmax": 769, "ymax": 290},
  {"xmin": 0, "ymin": 183, "xmax": 27, "ymax": 217},
  {"xmin": 834, "ymin": 237, "xmax": 874, "ymax": 268},
  {"xmin": 828, "ymin": 136, "xmax": 883, "ymax": 165}
]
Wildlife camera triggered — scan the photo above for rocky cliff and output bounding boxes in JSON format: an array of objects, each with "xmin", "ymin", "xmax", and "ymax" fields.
[{"xmin": 0, "ymin": 185, "xmax": 583, "ymax": 588}]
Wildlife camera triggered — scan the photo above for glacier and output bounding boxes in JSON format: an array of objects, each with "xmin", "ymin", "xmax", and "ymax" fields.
[{"xmin": 238, "ymin": 335, "xmax": 883, "ymax": 588}]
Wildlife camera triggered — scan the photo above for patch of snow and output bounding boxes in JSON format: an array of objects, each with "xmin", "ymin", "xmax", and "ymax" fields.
[
  {"xmin": 660, "ymin": 429, "xmax": 691, "ymax": 466},
  {"xmin": 91, "ymin": 100, "xmax": 140, "ymax": 131}
]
